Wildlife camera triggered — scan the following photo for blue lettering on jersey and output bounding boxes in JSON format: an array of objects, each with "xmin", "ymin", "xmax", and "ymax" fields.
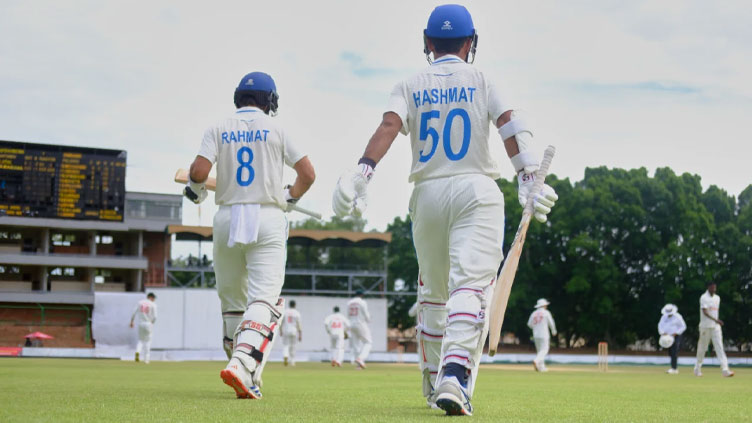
[
  {"xmin": 412, "ymin": 87, "xmax": 477, "ymax": 107},
  {"xmin": 220, "ymin": 130, "xmax": 270, "ymax": 144}
]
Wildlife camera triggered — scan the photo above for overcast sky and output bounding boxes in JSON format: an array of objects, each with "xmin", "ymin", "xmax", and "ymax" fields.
[{"xmin": 2, "ymin": 0, "xmax": 751, "ymax": 253}]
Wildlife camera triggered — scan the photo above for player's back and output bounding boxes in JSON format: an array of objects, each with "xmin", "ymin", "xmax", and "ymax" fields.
[
  {"xmin": 326, "ymin": 313, "xmax": 347, "ymax": 335},
  {"xmin": 136, "ymin": 299, "xmax": 155, "ymax": 323},
  {"xmin": 283, "ymin": 309, "xmax": 301, "ymax": 334},
  {"xmin": 388, "ymin": 55, "xmax": 507, "ymax": 183},
  {"xmin": 201, "ymin": 108, "xmax": 298, "ymax": 208},
  {"xmin": 528, "ymin": 309, "xmax": 550, "ymax": 337},
  {"xmin": 347, "ymin": 298, "xmax": 369, "ymax": 324}
]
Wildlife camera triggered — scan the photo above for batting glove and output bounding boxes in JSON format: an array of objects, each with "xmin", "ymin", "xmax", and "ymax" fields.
[
  {"xmin": 183, "ymin": 179, "xmax": 208, "ymax": 204},
  {"xmin": 517, "ymin": 171, "xmax": 558, "ymax": 223},
  {"xmin": 283, "ymin": 185, "xmax": 299, "ymax": 212},
  {"xmin": 332, "ymin": 162, "xmax": 374, "ymax": 217}
]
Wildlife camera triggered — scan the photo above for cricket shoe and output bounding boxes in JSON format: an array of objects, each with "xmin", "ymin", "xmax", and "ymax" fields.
[
  {"xmin": 532, "ymin": 360, "xmax": 539, "ymax": 372},
  {"xmin": 723, "ymin": 370, "xmax": 735, "ymax": 378},
  {"xmin": 220, "ymin": 357, "xmax": 262, "ymax": 399},
  {"xmin": 355, "ymin": 358, "xmax": 367, "ymax": 369},
  {"xmin": 435, "ymin": 376, "xmax": 473, "ymax": 416},
  {"xmin": 693, "ymin": 367, "xmax": 702, "ymax": 377},
  {"xmin": 666, "ymin": 368, "xmax": 679, "ymax": 375}
]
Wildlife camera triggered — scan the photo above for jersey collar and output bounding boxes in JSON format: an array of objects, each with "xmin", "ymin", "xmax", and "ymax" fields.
[
  {"xmin": 431, "ymin": 54, "xmax": 465, "ymax": 66},
  {"xmin": 236, "ymin": 106, "xmax": 262, "ymax": 114}
]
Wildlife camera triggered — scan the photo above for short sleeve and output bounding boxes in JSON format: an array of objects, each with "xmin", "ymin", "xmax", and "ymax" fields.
[
  {"xmin": 197, "ymin": 127, "xmax": 218, "ymax": 163},
  {"xmin": 283, "ymin": 130, "xmax": 305, "ymax": 167},
  {"xmin": 386, "ymin": 81, "xmax": 410, "ymax": 135},
  {"xmin": 700, "ymin": 295, "xmax": 711, "ymax": 309},
  {"xmin": 486, "ymin": 76, "xmax": 509, "ymax": 124}
]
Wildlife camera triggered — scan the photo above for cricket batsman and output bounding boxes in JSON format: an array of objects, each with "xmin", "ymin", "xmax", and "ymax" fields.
[
  {"xmin": 527, "ymin": 298, "xmax": 557, "ymax": 372},
  {"xmin": 129, "ymin": 292, "xmax": 157, "ymax": 364},
  {"xmin": 185, "ymin": 71, "xmax": 316, "ymax": 399},
  {"xmin": 324, "ymin": 306, "xmax": 350, "ymax": 366},
  {"xmin": 332, "ymin": 4, "xmax": 558, "ymax": 415},
  {"xmin": 281, "ymin": 300, "xmax": 302, "ymax": 366},
  {"xmin": 346, "ymin": 290, "xmax": 372, "ymax": 368}
]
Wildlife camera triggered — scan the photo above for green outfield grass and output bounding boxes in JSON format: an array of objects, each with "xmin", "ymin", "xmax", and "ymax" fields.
[{"xmin": 0, "ymin": 358, "xmax": 749, "ymax": 422}]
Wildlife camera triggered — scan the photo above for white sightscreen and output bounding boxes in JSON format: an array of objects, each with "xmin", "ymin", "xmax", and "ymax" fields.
[
  {"xmin": 92, "ymin": 290, "xmax": 387, "ymax": 352},
  {"xmin": 92, "ymin": 292, "xmax": 146, "ymax": 348}
]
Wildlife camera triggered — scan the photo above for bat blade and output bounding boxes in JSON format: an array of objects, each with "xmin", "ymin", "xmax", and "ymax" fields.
[
  {"xmin": 174, "ymin": 168, "xmax": 322, "ymax": 219},
  {"xmin": 487, "ymin": 145, "xmax": 556, "ymax": 356}
]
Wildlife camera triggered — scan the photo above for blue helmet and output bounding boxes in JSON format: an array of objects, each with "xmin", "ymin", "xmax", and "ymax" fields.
[
  {"xmin": 424, "ymin": 4, "xmax": 475, "ymax": 39},
  {"xmin": 234, "ymin": 71, "xmax": 279, "ymax": 115}
]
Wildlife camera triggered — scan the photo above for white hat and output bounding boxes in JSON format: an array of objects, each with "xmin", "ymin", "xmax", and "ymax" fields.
[
  {"xmin": 659, "ymin": 334, "xmax": 675, "ymax": 349},
  {"xmin": 534, "ymin": 298, "xmax": 550, "ymax": 308},
  {"xmin": 661, "ymin": 304, "xmax": 677, "ymax": 315}
]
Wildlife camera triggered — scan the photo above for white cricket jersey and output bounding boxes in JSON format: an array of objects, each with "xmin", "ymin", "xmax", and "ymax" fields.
[
  {"xmin": 132, "ymin": 299, "xmax": 157, "ymax": 325},
  {"xmin": 527, "ymin": 308, "xmax": 556, "ymax": 339},
  {"xmin": 386, "ymin": 55, "xmax": 509, "ymax": 183},
  {"xmin": 699, "ymin": 291, "xmax": 721, "ymax": 328},
  {"xmin": 282, "ymin": 309, "xmax": 302, "ymax": 336},
  {"xmin": 346, "ymin": 297, "xmax": 371, "ymax": 325},
  {"xmin": 324, "ymin": 312, "xmax": 349, "ymax": 337},
  {"xmin": 658, "ymin": 313, "xmax": 687, "ymax": 335},
  {"xmin": 197, "ymin": 106, "xmax": 305, "ymax": 208}
]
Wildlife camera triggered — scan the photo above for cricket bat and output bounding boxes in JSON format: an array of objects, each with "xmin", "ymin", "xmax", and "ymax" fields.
[
  {"xmin": 487, "ymin": 145, "xmax": 556, "ymax": 356},
  {"xmin": 174, "ymin": 168, "xmax": 322, "ymax": 220}
]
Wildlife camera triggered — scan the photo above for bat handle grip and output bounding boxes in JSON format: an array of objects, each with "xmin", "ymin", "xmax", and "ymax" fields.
[{"xmin": 523, "ymin": 145, "xmax": 556, "ymax": 215}]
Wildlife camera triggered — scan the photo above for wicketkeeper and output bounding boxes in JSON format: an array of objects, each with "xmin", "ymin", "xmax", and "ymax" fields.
[{"xmin": 332, "ymin": 4, "xmax": 558, "ymax": 415}]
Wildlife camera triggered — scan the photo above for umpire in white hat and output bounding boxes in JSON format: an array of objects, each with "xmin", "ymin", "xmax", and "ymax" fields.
[{"xmin": 657, "ymin": 304, "xmax": 686, "ymax": 374}]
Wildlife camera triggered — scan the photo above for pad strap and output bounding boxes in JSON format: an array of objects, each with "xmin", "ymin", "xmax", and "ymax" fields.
[
  {"xmin": 498, "ymin": 117, "xmax": 532, "ymax": 141},
  {"xmin": 236, "ymin": 342, "xmax": 265, "ymax": 363},
  {"xmin": 238, "ymin": 320, "xmax": 275, "ymax": 342}
]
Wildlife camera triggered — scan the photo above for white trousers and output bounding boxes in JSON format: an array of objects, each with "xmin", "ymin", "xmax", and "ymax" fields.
[
  {"xmin": 282, "ymin": 333, "xmax": 298, "ymax": 363},
  {"xmin": 411, "ymin": 174, "xmax": 504, "ymax": 395},
  {"xmin": 695, "ymin": 326, "xmax": 729, "ymax": 371},
  {"xmin": 213, "ymin": 205, "xmax": 288, "ymax": 326},
  {"xmin": 330, "ymin": 334, "xmax": 345, "ymax": 363},
  {"xmin": 534, "ymin": 337, "xmax": 550, "ymax": 366},
  {"xmin": 136, "ymin": 322, "xmax": 153, "ymax": 361},
  {"xmin": 349, "ymin": 323, "xmax": 372, "ymax": 361}
]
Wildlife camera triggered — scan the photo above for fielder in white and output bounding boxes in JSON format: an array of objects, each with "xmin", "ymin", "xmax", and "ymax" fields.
[
  {"xmin": 324, "ymin": 306, "xmax": 350, "ymax": 367},
  {"xmin": 527, "ymin": 298, "xmax": 557, "ymax": 372},
  {"xmin": 129, "ymin": 292, "xmax": 157, "ymax": 364},
  {"xmin": 185, "ymin": 71, "xmax": 315, "ymax": 399},
  {"xmin": 281, "ymin": 300, "xmax": 302, "ymax": 366},
  {"xmin": 332, "ymin": 4, "xmax": 557, "ymax": 416},
  {"xmin": 347, "ymin": 290, "xmax": 372, "ymax": 369},
  {"xmin": 657, "ymin": 303, "xmax": 686, "ymax": 374},
  {"xmin": 694, "ymin": 282, "xmax": 734, "ymax": 377}
]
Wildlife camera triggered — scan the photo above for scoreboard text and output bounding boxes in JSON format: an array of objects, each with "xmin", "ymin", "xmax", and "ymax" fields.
[{"xmin": 0, "ymin": 140, "xmax": 126, "ymax": 221}]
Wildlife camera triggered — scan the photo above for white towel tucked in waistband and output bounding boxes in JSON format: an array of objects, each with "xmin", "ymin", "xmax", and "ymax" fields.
[{"xmin": 228, "ymin": 204, "xmax": 261, "ymax": 247}]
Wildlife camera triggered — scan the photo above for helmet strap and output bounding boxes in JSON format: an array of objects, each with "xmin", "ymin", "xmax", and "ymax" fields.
[
  {"xmin": 423, "ymin": 34, "xmax": 433, "ymax": 65},
  {"xmin": 466, "ymin": 34, "xmax": 478, "ymax": 64}
]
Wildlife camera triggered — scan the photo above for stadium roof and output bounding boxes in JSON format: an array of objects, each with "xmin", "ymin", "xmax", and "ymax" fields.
[{"xmin": 167, "ymin": 225, "xmax": 392, "ymax": 248}]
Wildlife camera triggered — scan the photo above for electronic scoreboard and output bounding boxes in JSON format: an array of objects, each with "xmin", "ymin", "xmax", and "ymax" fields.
[{"xmin": 0, "ymin": 140, "xmax": 126, "ymax": 221}]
